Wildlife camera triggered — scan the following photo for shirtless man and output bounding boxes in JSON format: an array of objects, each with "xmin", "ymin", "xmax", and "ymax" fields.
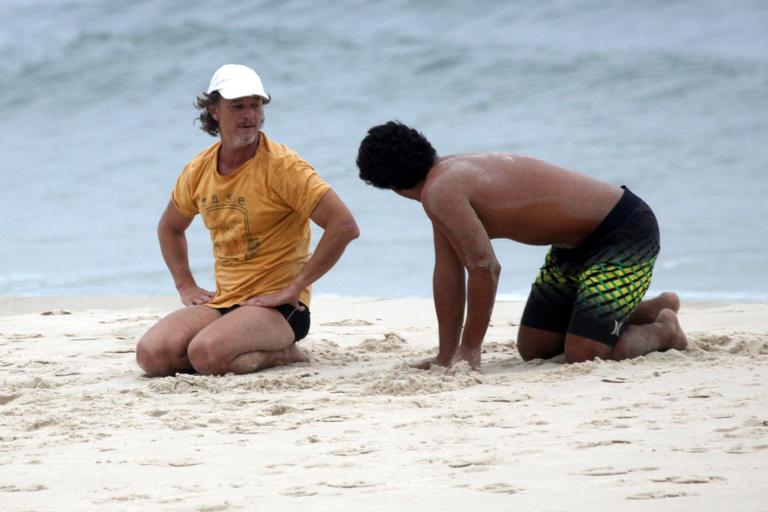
[{"xmin": 356, "ymin": 121, "xmax": 686, "ymax": 370}]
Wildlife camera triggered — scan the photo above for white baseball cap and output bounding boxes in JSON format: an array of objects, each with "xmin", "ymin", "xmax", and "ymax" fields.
[{"xmin": 207, "ymin": 64, "xmax": 270, "ymax": 103}]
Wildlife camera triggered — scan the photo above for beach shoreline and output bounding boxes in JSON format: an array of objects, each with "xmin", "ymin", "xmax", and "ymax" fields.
[{"xmin": 1, "ymin": 296, "xmax": 766, "ymax": 510}]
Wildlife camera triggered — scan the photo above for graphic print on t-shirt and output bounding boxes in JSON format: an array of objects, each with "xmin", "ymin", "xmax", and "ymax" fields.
[{"xmin": 202, "ymin": 202, "xmax": 260, "ymax": 263}]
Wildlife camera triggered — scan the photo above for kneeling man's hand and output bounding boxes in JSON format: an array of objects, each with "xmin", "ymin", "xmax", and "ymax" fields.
[
  {"xmin": 240, "ymin": 284, "xmax": 305, "ymax": 311},
  {"xmin": 179, "ymin": 284, "xmax": 215, "ymax": 307}
]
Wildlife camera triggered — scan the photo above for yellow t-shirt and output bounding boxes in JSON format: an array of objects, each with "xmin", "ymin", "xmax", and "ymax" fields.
[{"xmin": 171, "ymin": 132, "xmax": 330, "ymax": 308}]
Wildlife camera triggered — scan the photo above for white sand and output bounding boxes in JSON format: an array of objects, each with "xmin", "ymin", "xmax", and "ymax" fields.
[{"xmin": 1, "ymin": 296, "xmax": 766, "ymax": 511}]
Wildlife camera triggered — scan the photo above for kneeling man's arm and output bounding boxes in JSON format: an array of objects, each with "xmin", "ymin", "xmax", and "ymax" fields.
[
  {"xmin": 297, "ymin": 189, "xmax": 360, "ymax": 292},
  {"xmin": 242, "ymin": 189, "xmax": 359, "ymax": 309},
  {"xmin": 432, "ymin": 225, "xmax": 466, "ymax": 365},
  {"xmin": 424, "ymin": 194, "xmax": 500, "ymax": 366},
  {"xmin": 157, "ymin": 201, "xmax": 214, "ymax": 306}
]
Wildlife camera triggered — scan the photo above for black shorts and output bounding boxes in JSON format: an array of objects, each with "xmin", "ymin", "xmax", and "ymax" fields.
[
  {"xmin": 215, "ymin": 302, "xmax": 311, "ymax": 342},
  {"xmin": 520, "ymin": 186, "xmax": 660, "ymax": 346}
]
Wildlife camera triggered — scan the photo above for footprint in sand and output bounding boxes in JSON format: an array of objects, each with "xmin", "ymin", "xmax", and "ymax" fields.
[
  {"xmin": 477, "ymin": 395, "xmax": 530, "ymax": 404},
  {"xmin": 266, "ymin": 404, "xmax": 297, "ymax": 416},
  {"xmin": 331, "ymin": 445, "xmax": 378, "ymax": 457},
  {"xmin": 441, "ymin": 455, "xmax": 498, "ymax": 469},
  {"xmin": 626, "ymin": 491, "xmax": 697, "ymax": 500},
  {"xmin": 601, "ymin": 377, "xmax": 629, "ymax": 383},
  {"xmin": 24, "ymin": 418, "xmax": 58, "ymax": 431},
  {"xmin": 281, "ymin": 486, "xmax": 319, "ymax": 497},
  {"xmin": 108, "ymin": 315, "xmax": 162, "ymax": 323},
  {"xmin": 322, "ymin": 480, "xmax": 378, "ymax": 489},
  {"xmin": 138, "ymin": 458, "xmax": 203, "ymax": 467},
  {"xmin": 0, "ymin": 394, "xmax": 20, "ymax": 405},
  {"xmin": 107, "ymin": 494, "xmax": 151, "ymax": 502},
  {"xmin": 578, "ymin": 467, "xmax": 630, "ymax": 476},
  {"xmin": 356, "ymin": 332, "xmax": 408, "ymax": 353},
  {"xmin": 577, "ymin": 466, "xmax": 658, "ymax": 477},
  {"xmin": 650, "ymin": 475, "xmax": 726, "ymax": 484},
  {"xmin": 574, "ymin": 439, "xmax": 632, "ymax": 449},
  {"xmin": 320, "ymin": 319, "xmax": 373, "ymax": 326},
  {"xmin": 5, "ymin": 333, "xmax": 44, "ymax": 341},
  {"xmin": 726, "ymin": 445, "xmax": 752, "ymax": 454},
  {"xmin": 478, "ymin": 482, "xmax": 523, "ymax": 494},
  {"xmin": 0, "ymin": 484, "xmax": 48, "ymax": 492},
  {"xmin": 197, "ymin": 504, "xmax": 232, "ymax": 512}
]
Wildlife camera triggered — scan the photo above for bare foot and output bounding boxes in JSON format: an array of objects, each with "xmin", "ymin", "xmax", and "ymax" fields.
[
  {"xmin": 628, "ymin": 292, "xmax": 681, "ymax": 324},
  {"xmin": 413, "ymin": 355, "xmax": 450, "ymax": 370},
  {"xmin": 453, "ymin": 345, "xmax": 482, "ymax": 371},
  {"xmin": 659, "ymin": 292, "xmax": 681, "ymax": 313},
  {"xmin": 656, "ymin": 308, "xmax": 688, "ymax": 351},
  {"xmin": 282, "ymin": 343, "xmax": 310, "ymax": 365}
]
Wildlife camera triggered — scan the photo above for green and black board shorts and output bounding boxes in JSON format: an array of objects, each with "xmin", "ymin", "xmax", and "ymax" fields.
[{"xmin": 520, "ymin": 186, "xmax": 660, "ymax": 346}]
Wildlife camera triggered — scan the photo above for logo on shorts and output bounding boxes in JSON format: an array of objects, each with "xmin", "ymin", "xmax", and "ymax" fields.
[{"xmin": 611, "ymin": 320, "xmax": 624, "ymax": 336}]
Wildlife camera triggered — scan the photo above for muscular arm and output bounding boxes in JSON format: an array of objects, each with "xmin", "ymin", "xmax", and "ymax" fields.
[
  {"xmin": 424, "ymin": 188, "xmax": 500, "ymax": 369},
  {"xmin": 293, "ymin": 189, "xmax": 360, "ymax": 293},
  {"xmin": 431, "ymin": 225, "xmax": 466, "ymax": 365},
  {"xmin": 157, "ymin": 201, "xmax": 213, "ymax": 305},
  {"xmin": 242, "ymin": 189, "xmax": 359, "ymax": 308}
]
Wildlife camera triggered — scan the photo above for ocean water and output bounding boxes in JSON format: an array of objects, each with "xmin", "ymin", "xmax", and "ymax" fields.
[{"xmin": 1, "ymin": 0, "xmax": 767, "ymax": 302}]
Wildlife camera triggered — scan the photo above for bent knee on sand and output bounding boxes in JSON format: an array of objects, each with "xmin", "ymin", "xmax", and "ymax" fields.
[
  {"xmin": 135, "ymin": 337, "xmax": 186, "ymax": 377},
  {"xmin": 563, "ymin": 337, "xmax": 613, "ymax": 364},
  {"xmin": 565, "ymin": 309, "xmax": 687, "ymax": 363},
  {"xmin": 516, "ymin": 325, "xmax": 565, "ymax": 361},
  {"xmin": 516, "ymin": 335, "xmax": 613, "ymax": 364},
  {"xmin": 186, "ymin": 336, "xmax": 233, "ymax": 376},
  {"xmin": 135, "ymin": 305, "xmax": 221, "ymax": 376},
  {"xmin": 187, "ymin": 336, "xmax": 307, "ymax": 376}
]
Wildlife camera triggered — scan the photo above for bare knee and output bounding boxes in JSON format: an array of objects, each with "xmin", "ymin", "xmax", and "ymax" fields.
[
  {"xmin": 564, "ymin": 345, "xmax": 599, "ymax": 364},
  {"xmin": 187, "ymin": 337, "xmax": 229, "ymax": 376},
  {"xmin": 136, "ymin": 336, "xmax": 177, "ymax": 377},
  {"xmin": 517, "ymin": 326, "xmax": 565, "ymax": 361},
  {"xmin": 517, "ymin": 337, "xmax": 543, "ymax": 362},
  {"xmin": 564, "ymin": 337, "xmax": 612, "ymax": 364}
]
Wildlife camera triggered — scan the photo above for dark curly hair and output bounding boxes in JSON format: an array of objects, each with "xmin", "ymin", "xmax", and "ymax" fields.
[
  {"xmin": 357, "ymin": 121, "xmax": 437, "ymax": 190},
  {"xmin": 193, "ymin": 91, "xmax": 269, "ymax": 137}
]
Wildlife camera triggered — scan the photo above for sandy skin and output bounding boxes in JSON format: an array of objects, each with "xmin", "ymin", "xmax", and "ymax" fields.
[{"xmin": 392, "ymin": 153, "xmax": 687, "ymax": 370}]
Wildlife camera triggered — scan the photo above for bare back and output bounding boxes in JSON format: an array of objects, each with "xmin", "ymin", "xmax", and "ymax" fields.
[{"xmin": 422, "ymin": 153, "xmax": 623, "ymax": 247}]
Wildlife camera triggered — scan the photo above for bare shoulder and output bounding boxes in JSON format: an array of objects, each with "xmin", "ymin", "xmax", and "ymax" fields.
[{"xmin": 421, "ymin": 156, "xmax": 477, "ymax": 212}]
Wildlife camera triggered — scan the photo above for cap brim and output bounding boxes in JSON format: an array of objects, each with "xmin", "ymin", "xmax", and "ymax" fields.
[{"xmin": 216, "ymin": 87, "xmax": 270, "ymax": 102}]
